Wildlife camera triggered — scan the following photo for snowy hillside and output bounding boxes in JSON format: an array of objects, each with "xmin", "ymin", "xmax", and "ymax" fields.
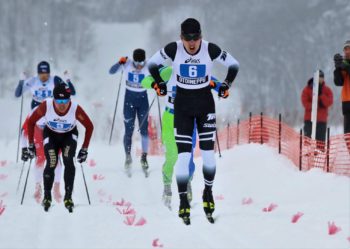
[{"xmin": 0, "ymin": 142, "xmax": 348, "ymax": 249}]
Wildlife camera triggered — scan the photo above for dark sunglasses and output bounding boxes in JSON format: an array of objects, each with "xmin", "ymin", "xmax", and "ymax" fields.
[
  {"xmin": 55, "ymin": 98, "xmax": 70, "ymax": 104},
  {"xmin": 182, "ymin": 33, "xmax": 201, "ymax": 41}
]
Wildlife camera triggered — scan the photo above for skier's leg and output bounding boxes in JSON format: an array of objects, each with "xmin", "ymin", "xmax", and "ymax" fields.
[
  {"xmin": 137, "ymin": 91, "xmax": 149, "ymax": 170},
  {"xmin": 123, "ymin": 91, "xmax": 136, "ymax": 166},
  {"xmin": 53, "ymin": 152, "xmax": 63, "ymax": 202}
]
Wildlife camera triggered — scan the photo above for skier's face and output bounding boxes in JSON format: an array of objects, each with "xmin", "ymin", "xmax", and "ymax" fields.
[
  {"xmin": 319, "ymin": 76, "xmax": 325, "ymax": 84},
  {"xmin": 54, "ymin": 99, "xmax": 70, "ymax": 113},
  {"xmin": 181, "ymin": 34, "xmax": 202, "ymax": 55},
  {"xmin": 38, "ymin": 73, "xmax": 50, "ymax": 83},
  {"xmin": 344, "ymin": 46, "xmax": 350, "ymax": 60}
]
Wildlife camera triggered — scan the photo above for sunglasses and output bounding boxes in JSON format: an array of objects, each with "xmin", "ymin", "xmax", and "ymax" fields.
[
  {"xmin": 133, "ymin": 61, "xmax": 145, "ymax": 67},
  {"xmin": 182, "ymin": 33, "xmax": 201, "ymax": 41},
  {"xmin": 55, "ymin": 98, "xmax": 70, "ymax": 104}
]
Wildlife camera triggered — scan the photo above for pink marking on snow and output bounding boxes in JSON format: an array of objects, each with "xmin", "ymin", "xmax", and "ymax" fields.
[
  {"xmin": 88, "ymin": 159, "xmax": 96, "ymax": 167},
  {"xmin": 97, "ymin": 189, "xmax": 106, "ymax": 197},
  {"xmin": 347, "ymin": 237, "xmax": 350, "ymax": 243},
  {"xmin": 0, "ymin": 192, "xmax": 8, "ymax": 198},
  {"xmin": 242, "ymin": 197, "xmax": 253, "ymax": 205},
  {"xmin": 152, "ymin": 238, "xmax": 164, "ymax": 248},
  {"xmin": 93, "ymin": 174, "xmax": 105, "ymax": 181},
  {"xmin": 215, "ymin": 194, "xmax": 224, "ymax": 200},
  {"xmin": 0, "ymin": 160, "xmax": 7, "ymax": 167},
  {"xmin": 134, "ymin": 217, "xmax": 147, "ymax": 226},
  {"xmin": 0, "ymin": 174, "xmax": 8, "ymax": 180},
  {"xmin": 0, "ymin": 200, "xmax": 6, "ymax": 216},
  {"xmin": 262, "ymin": 203, "xmax": 278, "ymax": 212},
  {"xmin": 328, "ymin": 221, "xmax": 342, "ymax": 235},
  {"xmin": 291, "ymin": 212, "xmax": 304, "ymax": 223},
  {"xmin": 123, "ymin": 215, "xmax": 136, "ymax": 226}
]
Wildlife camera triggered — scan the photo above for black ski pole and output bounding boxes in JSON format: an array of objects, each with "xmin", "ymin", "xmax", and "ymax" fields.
[
  {"xmin": 109, "ymin": 70, "xmax": 124, "ymax": 145},
  {"xmin": 16, "ymin": 93, "xmax": 24, "ymax": 163},
  {"xmin": 16, "ymin": 160, "xmax": 26, "ymax": 194},
  {"xmin": 21, "ymin": 159, "xmax": 32, "ymax": 205},
  {"xmin": 216, "ymin": 131, "xmax": 222, "ymax": 158},
  {"xmin": 80, "ymin": 163, "xmax": 91, "ymax": 205},
  {"xmin": 156, "ymin": 96, "xmax": 163, "ymax": 133},
  {"xmin": 138, "ymin": 95, "xmax": 157, "ymax": 132}
]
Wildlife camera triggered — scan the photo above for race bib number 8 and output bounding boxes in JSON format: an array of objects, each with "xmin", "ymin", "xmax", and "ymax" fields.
[{"xmin": 180, "ymin": 64, "xmax": 206, "ymax": 78}]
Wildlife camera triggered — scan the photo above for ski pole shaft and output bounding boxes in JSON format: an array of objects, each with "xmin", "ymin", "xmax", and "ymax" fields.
[
  {"xmin": 216, "ymin": 131, "xmax": 222, "ymax": 157},
  {"xmin": 16, "ymin": 94, "xmax": 24, "ymax": 163},
  {"xmin": 138, "ymin": 95, "xmax": 157, "ymax": 132},
  {"xmin": 21, "ymin": 159, "xmax": 32, "ymax": 205},
  {"xmin": 80, "ymin": 163, "xmax": 91, "ymax": 205},
  {"xmin": 157, "ymin": 96, "xmax": 163, "ymax": 133},
  {"xmin": 109, "ymin": 70, "xmax": 124, "ymax": 145},
  {"xmin": 16, "ymin": 160, "xmax": 26, "ymax": 194}
]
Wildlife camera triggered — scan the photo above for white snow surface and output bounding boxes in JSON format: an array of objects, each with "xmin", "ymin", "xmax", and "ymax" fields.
[{"xmin": 0, "ymin": 141, "xmax": 349, "ymax": 249}]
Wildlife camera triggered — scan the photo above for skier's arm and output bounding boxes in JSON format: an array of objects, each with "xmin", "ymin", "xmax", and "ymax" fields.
[
  {"xmin": 109, "ymin": 58, "xmax": 128, "ymax": 74},
  {"xmin": 109, "ymin": 63, "xmax": 122, "ymax": 74},
  {"xmin": 209, "ymin": 43, "xmax": 239, "ymax": 87},
  {"xmin": 319, "ymin": 86, "xmax": 333, "ymax": 108},
  {"xmin": 141, "ymin": 66, "xmax": 173, "ymax": 89},
  {"xmin": 66, "ymin": 80, "xmax": 76, "ymax": 96},
  {"xmin": 28, "ymin": 102, "xmax": 47, "ymax": 144},
  {"xmin": 333, "ymin": 68, "xmax": 344, "ymax": 86},
  {"xmin": 76, "ymin": 105, "xmax": 94, "ymax": 149},
  {"xmin": 15, "ymin": 80, "xmax": 24, "ymax": 97},
  {"xmin": 148, "ymin": 42, "xmax": 177, "ymax": 84},
  {"xmin": 15, "ymin": 77, "xmax": 34, "ymax": 97},
  {"xmin": 301, "ymin": 87, "xmax": 312, "ymax": 110}
]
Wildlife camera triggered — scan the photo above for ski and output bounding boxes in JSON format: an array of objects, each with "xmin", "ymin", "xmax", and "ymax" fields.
[{"xmin": 206, "ymin": 213, "xmax": 215, "ymax": 224}]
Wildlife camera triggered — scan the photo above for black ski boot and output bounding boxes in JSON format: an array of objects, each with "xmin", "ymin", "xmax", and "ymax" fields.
[
  {"xmin": 64, "ymin": 192, "xmax": 74, "ymax": 213},
  {"xmin": 178, "ymin": 193, "xmax": 191, "ymax": 225},
  {"xmin": 203, "ymin": 188, "xmax": 215, "ymax": 223},
  {"xmin": 140, "ymin": 153, "xmax": 149, "ymax": 177},
  {"xmin": 42, "ymin": 191, "xmax": 52, "ymax": 212}
]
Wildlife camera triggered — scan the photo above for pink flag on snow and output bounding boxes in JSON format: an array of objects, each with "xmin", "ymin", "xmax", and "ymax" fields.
[
  {"xmin": 88, "ymin": 159, "xmax": 96, "ymax": 167},
  {"xmin": 152, "ymin": 238, "xmax": 164, "ymax": 248},
  {"xmin": 242, "ymin": 197, "xmax": 253, "ymax": 205},
  {"xmin": 0, "ymin": 200, "xmax": 6, "ymax": 216},
  {"xmin": 0, "ymin": 174, "xmax": 8, "ymax": 181},
  {"xmin": 0, "ymin": 160, "xmax": 7, "ymax": 167},
  {"xmin": 123, "ymin": 215, "xmax": 136, "ymax": 226},
  {"xmin": 291, "ymin": 212, "xmax": 304, "ymax": 223},
  {"xmin": 262, "ymin": 203, "xmax": 278, "ymax": 212},
  {"xmin": 134, "ymin": 217, "xmax": 147, "ymax": 226},
  {"xmin": 328, "ymin": 221, "xmax": 342, "ymax": 235}
]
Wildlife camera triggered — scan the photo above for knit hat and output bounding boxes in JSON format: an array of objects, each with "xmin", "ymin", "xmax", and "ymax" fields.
[
  {"xmin": 37, "ymin": 61, "xmax": 50, "ymax": 74},
  {"xmin": 133, "ymin": 49, "xmax": 146, "ymax": 62},
  {"xmin": 181, "ymin": 18, "xmax": 201, "ymax": 35},
  {"xmin": 53, "ymin": 83, "xmax": 71, "ymax": 100},
  {"xmin": 344, "ymin": 40, "xmax": 350, "ymax": 49}
]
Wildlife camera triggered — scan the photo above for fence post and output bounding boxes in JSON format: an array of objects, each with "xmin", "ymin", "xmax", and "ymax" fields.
[
  {"xmin": 326, "ymin": 127, "xmax": 330, "ymax": 173},
  {"xmin": 278, "ymin": 113, "xmax": 282, "ymax": 154},
  {"xmin": 237, "ymin": 119, "xmax": 240, "ymax": 145},
  {"xmin": 249, "ymin": 112, "xmax": 252, "ymax": 143},
  {"xmin": 227, "ymin": 122, "xmax": 230, "ymax": 149},
  {"xmin": 299, "ymin": 129, "xmax": 303, "ymax": 171},
  {"xmin": 260, "ymin": 112, "xmax": 263, "ymax": 144}
]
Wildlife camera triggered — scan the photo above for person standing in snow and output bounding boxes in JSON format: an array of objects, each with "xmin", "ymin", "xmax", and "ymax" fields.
[
  {"xmin": 109, "ymin": 49, "xmax": 150, "ymax": 177},
  {"xmin": 27, "ymin": 83, "xmax": 93, "ymax": 212},
  {"xmin": 301, "ymin": 70, "xmax": 333, "ymax": 143},
  {"xmin": 15, "ymin": 61, "xmax": 76, "ymax": 203},
  {"xmin": 148, "ymin": 18, "xmax": 239, "ymax": 224}
]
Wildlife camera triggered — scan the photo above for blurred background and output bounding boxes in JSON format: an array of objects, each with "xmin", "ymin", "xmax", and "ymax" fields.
[{"xmin": 0, "ymin": 0, "xmax": 349, "ymax": 143}]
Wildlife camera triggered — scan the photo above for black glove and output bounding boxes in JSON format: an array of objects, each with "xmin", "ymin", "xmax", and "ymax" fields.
[
  {"xmin": 21, "ymin": 148, "xmax": 29, "ymax": 162},
  {"xmin": 77, "ymin": 148, "xmax": 88, "ymax": 163},
  {"xmin": 218, "ymin": 82, "xmax": 230, "ymax": 98},
  {"xmin": 28, "ymin": 144, "xmax": 36, "ymax": 159},
  {"xmin": 151, "ymin": 82, "xmax": 167, "ymax": 96},
  {"xmin": 334, "ymin": 53, "xmax": 344, "ymax": 69}
]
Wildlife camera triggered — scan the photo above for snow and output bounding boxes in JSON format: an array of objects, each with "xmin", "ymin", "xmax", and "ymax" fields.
[{"xmin": 0, "ymin": 141, "xmax": 349, "ymax": 249}]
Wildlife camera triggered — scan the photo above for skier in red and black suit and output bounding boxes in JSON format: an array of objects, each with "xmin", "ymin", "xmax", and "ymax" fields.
[{"xmin": 27, "ymin": 83, "xmax": 94, "ymax": 212}]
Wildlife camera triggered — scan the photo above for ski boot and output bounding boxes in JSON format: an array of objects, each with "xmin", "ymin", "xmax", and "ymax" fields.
[
  {"xmin": 53, "ymin": 182, "xmax": 62, "ymax": 203},
  {"xmin": 162, "ymin": 184, "xmax": 172, "ymax": 210},
  {"xmin": 178, "ymin": 193, "xmax": 191, "ymax": 225},
  {"xmin": 64, "ymin": 192, "xmax": 74, "ymax": 213},
  {"xmin": 202, "ymin": 188, "xmax": 215, "ymax": 223},
  {"xmin": 124, "ymin": 153, "xmax": 132, "ymax": 177},
  {"xmin": 140, "ymin": 153, "xmax": 149, "ymax": 177},
  {"xmin": 34, "ymin": 183, "xmax": 42, "ymax": 203},
  {"xmin": 42, "ymin": 191, "xmax": 52, "ymax": 212}
]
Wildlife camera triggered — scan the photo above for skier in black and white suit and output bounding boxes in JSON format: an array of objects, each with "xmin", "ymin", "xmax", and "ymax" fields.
[{"xmin": 148, "ymin": 18, "xmax": 239, "ymax": 224}]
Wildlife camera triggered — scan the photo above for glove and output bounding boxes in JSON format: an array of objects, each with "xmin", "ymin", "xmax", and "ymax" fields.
[
  {"xmin": 28, "ymin": 144, "xmax": 36, "ymax": 159},
  {"xmin": 118, "ymin": 57, "xmax": 128, "ymax": 65},
  {"xmin": 63, "ymin": 70, "xmax": 71, "ymax": 82},
  {"xmin": 21, "ymin": 148, "xmax": 29, "ymax": 162},
  {"xmin": 77, "ymin": 148, "xmax": 88, "ymax": 163},
  {"xmin": 334, "ymin": 53, "xmax": 343, "ymax": 69},
  {"xmin": 218, "ymin": 82, "xmax": 230, "ymax": 98},
  {"xmin": 209, "ymin": 80, "xmax": 217, "ymax": 89},
  {"xmin": 151, "ymin": 82, "xmax": 167, "ymax": 96}
]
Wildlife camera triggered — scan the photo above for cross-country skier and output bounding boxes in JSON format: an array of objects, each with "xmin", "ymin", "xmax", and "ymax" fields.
[
  {"xmin": 27, "ymin": 83, "xmax": 93, "ymax": 212},
  {"xmin": 109, "ymin": 49, "xmax": 150, "ymax": 177},
  {"xmin": 141, "ymin": 66, "xmax": 222, "ymax": 209},
  {"xmin": 148, "ymin": 18, "xmax": 239, "ymax": 224},
  {"xmin": 15, "ymin": 61, "xmax": 76, "ymax": 203}
]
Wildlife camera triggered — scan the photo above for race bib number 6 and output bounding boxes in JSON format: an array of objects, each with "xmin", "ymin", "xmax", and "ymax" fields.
[{"xmin": 180, "ymin": 64, "xmax": 206, "ymax": 78}]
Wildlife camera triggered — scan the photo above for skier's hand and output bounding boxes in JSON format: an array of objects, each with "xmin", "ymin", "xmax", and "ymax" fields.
[
  {"xmin": 63, "ymin": 70, "xmax": 71, "ymax": 82},
  {"xmin": 28, "ymin": 144, "xmax": 36, "ymax": 159},
  {"xmin": 118, "ymin": 57, "xmax": 128, "ymax": 65},
  {"xmin": 21, "ymin": 148, "xmax": 29, "ymax": 162},
  {"xmin": 152, "ymin": 82, "xmax": 167, "ymax": 96},
  {"xmin": 20, "ymin": 71, "xmax": 29, "ymax": 81},
  {"xmin": 334, "ymin": 53, "xmax": 344, "ymax": 69},
  {"xmin": 218, "ymin": 82, "xmax": 229, "ymax": 98},
  {"xmin": 209, "ymin": 80, "xmax": 217, "ymax": 89},
  {"xmin": 77, "ymin": 148, "xmax": 88, "ymax": 163}
]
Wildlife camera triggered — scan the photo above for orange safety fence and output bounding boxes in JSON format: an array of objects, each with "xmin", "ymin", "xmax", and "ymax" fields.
[{"xmin": 140, "ymin": 114, "xmax": 350, "ymax": 177}]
